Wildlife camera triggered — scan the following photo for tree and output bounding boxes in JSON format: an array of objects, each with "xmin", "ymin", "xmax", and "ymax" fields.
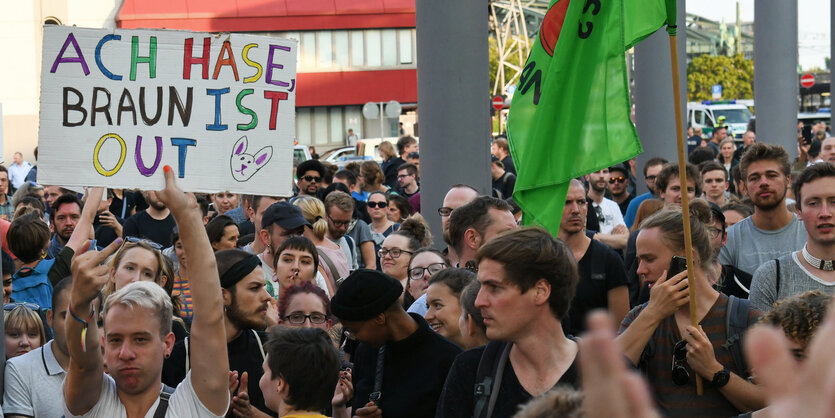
[{"xmin": 687, "ymin": 54, "xmax": 754, "ymax": 102}]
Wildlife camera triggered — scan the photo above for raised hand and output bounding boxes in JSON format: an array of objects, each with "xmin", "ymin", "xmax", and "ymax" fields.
[
  {"xmin": 154, "ymin": 166, "xmax": 198, "ymax": 216},
  {"xmin": 70, "ymin": 238, "xmax": 123, "ymax": 306}
]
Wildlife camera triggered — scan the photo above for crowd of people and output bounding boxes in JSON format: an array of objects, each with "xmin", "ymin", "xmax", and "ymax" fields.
[{"xmin": 0, "ymin": 121, "xmax": 833, "ymax": 417}]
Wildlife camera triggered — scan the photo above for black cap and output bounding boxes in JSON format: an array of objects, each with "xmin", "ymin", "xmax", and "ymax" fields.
[
  {"xmin": 261, "ymin": 202, "xmax": 310, "ymax": 230},
  {"xmin": 331, "ymin": 269, "xmax": 403, "ymax": 321},
  {"xmin": 608, "ymin": 165, "xmax": 628, "ymax": 176}
]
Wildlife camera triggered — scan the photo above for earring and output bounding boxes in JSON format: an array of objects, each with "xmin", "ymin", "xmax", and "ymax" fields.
[{"xmin": 165, "ymin": 353, "xmax": 170, "ymax": 359}]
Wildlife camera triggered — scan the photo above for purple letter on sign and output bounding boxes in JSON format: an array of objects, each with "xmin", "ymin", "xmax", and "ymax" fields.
[
  {"xmin": 51, "ymin": 33, "xmax": 90, "ymax": 75},
  {"xmin": 135, "ymin": 135, "xmax": 163, "ymax": 176},
  {"xmin": 265, "ymin": 45, "xmax": 291, "ymax": 87}
]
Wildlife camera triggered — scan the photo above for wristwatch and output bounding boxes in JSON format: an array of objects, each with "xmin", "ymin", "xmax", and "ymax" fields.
[{"xmin": 711, "ymin": 368, "xmax": 731, "ymax": 388}]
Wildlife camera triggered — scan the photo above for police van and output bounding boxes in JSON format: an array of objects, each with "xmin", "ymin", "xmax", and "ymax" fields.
[{"xmin": 687, "ymin": 100, "xmax": 752, "ymax": 140}]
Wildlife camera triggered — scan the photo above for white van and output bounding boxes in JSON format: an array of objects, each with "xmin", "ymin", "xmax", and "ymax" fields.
[{"xmin": 687, "ymin": 100, "xmax": 752, "ymax": 141}]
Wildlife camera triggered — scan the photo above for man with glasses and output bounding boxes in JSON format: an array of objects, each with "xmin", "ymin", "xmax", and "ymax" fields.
[
  {"xmin": 164, "ymin": 249, "xmax": 274, "ymax": 416},
  {"xmin": 607, "ymin": 165, "xmax": 633, "ymax": 215},
  {"xmin": 624, "ymin": 157, "xmax": 669, "ymax": 228},
  {"xmin": 438, "ymin": 184, "xmax": 479, "ymax": 267},
  {"xmin": 332, "ymin": 269, "xmax": 461, "ymax": 418},
  {"xmin": 396, "ymin": 163, "xmax": 420, "ymax": 199},
  {"xmin": 325, "ymin": 191, "xmax": 358, "ymax": 271},
  {"xmin": 294, "ymin": 159, "xmax": 325, "ymax": 199}
]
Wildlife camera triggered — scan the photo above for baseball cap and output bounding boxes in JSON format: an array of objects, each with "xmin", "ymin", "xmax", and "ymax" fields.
[{"xmin": 261, "ymin": 201, "xmax": 310, "ymax": 230}]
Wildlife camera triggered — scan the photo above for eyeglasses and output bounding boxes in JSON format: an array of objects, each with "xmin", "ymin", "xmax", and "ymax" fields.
[
  {"xmin": 408, "ymin": 263, "xmax": 448, "ymax": 281},
  {"xmin": 708, "ymin": 227, "xmax": 723, "ymax": 239},
  {"xmin": 125, "ymin": 236, "xmax": 163, "ymax": 250},
  {"xmin": 645, "ymin": 175, "xmax": 658, "ymax": 182},
  {"xmin": 438, "ymin": 207, "xmax": 453, "ymax": 217},
  {"xmin": 4, "ymin": 302, "xmax": 40, "ymax": 311},
  {"xmin": 672, "ymin": 340, "xmax": 689, "ymax": 386},
  {"xmin": 397, "ymin": 174, "xmax": 409, "ymax": 179},
  {"xmin": 367, "ymin": 201, "xmax": 388, "ymax": 209},
  {"xmin": 328, "ymin": 215, "xmax": 351, "ymax": 228},
  {"xmin": 378, "ymin": 248, "xmax": 414, "ymax": 259},
  {"xmin": 283, "ymin": 312, "xmax": 328, "ymax": 325},
  {"xmin": 301, "ymin": 175, "xmax": 321, "ymax": 182},
  {"xmin": 609, "ymin": 176, "xmax": 626, "ymax": 184}
]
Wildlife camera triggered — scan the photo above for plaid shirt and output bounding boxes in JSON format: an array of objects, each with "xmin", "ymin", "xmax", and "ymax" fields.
[{"xmin": 0, "ymin": 195, "xmax": 12, "ymax": 221}]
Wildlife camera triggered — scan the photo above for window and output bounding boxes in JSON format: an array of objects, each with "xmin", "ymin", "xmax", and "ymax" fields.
[
  {"xmin": 351, "ymin": 31, "xmax": 364, "ymax": 66},
  {"xmin": 301, "ymin": 32, "xmax": 316, "ymax": 69},
  {"xmin": 329, "ymin": 107, "xmax": 344, "ymax": 143},
  {"xmin": 317, "ymin": 31, "xmax": 332, "ymax": 67},
  {"xmin": 334, "ymin": 32, "xmax": 350, "ymax": 67},
  {"xmin": 296, "ymin": 108, "xmax": 312, "ymax": 144},
  {"xmin": 399, "ymin": 29, "xmax": 413, "ymax": 64},
  {"xmin": 382, "ymin": 29, "xmax": 397, "ymax": 66},
  {"xmin": 366, "ymin": 30, "xmax": 381, "ymax": 67},
  {"xmin": 313, "ymin": 107, "xmax": 329, "ymax": 145}
]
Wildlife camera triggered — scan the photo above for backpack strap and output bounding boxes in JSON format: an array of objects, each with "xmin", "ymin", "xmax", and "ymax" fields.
[
  {"xmin": 184, "ymin": 337, "xmax": 190, "ymax": 372},
  {"xmin": 473, "ymin": 341, "xmax": 512, "ymax": 418},
  {"xmin": 252, "ymin": 329, "xmax": 265, "ymax": 360},
  {"xmin": 153, "ymin": 384, "xmax": 176, "ymax": 418},
  {"xmin": 774, "ymin": 258, "xmax": 781, "ymax": 296},
  {"xmin": 317, "ymin": 248, "xmax": 343, "ymax": 285},
  {"xmin": 722, "ymin": 295, "xmax": 752, "ymax": 378}
]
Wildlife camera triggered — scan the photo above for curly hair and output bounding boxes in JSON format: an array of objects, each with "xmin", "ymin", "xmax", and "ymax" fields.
[
  {"xmin": 760, "ymin": 290, "xmax": 830, "ymax": 352},
  {"xmin": 391, "ymin": 214, "xmax": 432, "ymax": 250}
]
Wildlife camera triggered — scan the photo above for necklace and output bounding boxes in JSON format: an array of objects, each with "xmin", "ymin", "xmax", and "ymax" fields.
[{"xmin": 802, "ymin": 244, "xmax": 835, "ymax": 271}]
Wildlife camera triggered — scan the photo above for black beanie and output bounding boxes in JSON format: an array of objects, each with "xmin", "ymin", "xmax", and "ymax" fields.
[{"xmin": 331, "ymin": 269, "xmax": 403, "ymax": 321}]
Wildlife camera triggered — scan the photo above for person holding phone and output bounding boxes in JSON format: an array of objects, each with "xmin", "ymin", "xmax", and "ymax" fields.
[{"xmin": 616, "ymin": 199, "xmax": 765, "ymax": 416}]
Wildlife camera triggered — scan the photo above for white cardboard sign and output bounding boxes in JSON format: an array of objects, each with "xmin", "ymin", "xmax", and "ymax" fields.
[{"xmin": 38, "ymin": 26, "xmax": 297, "ymax": 195}]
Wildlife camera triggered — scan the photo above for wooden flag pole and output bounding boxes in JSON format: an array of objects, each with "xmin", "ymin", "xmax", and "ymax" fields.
[{"xmin": 667, "ymin": 34, "xmax": 703, "ymax": 396}]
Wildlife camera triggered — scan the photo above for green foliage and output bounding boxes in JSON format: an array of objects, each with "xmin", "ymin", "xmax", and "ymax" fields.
[{"xmin": 687, "ymin": 54, "xmax": 753, "ymax": 102}]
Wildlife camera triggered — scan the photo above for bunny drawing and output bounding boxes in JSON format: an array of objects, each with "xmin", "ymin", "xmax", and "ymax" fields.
[{"xmin": 230, "ymin": 136, "xmax": 273, "ymax": 182}]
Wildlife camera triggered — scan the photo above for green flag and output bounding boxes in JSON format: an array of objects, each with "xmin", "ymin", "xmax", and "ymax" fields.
[{"xmin": 507, "ymin": 0, "xmax": 673, "ymax": 236}]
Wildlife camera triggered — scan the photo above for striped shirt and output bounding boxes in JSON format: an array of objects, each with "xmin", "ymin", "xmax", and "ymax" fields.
[
  {"xmin": 619, "ymin": 294, "xmax": 761, "ymax": 417},
  {"xmin": 173, "ymin": 273, "xmax": 194, "ymax": 322}
]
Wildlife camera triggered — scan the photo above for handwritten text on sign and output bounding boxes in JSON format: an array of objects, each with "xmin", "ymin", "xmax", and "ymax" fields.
[{"xmin": 38, "ymin": 26, "xmax": 297, "ymax": 195}]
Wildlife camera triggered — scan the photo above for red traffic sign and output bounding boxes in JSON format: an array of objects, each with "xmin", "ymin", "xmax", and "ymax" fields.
[
  {"xmin": 801, "ymin": 73, "xmax": 815, "ymax": 88},
  {"xmin": 492, "ymin": 95, "xmax": 504, "ymax": 111}
]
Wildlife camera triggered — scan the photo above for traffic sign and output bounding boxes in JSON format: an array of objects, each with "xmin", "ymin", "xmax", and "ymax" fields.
[
  {"xmin": 801, "ymin": 73, "xmax": 815, "ymax": 88},
  {"xmin": 492, "ymin": 95, "xmax": 504, "ymax": 111},
  {"xmin": 711, "ymin": 84, "xmax": 722, "ymax": 100}
]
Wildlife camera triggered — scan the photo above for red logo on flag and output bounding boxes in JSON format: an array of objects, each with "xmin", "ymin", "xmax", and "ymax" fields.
[{"xmin": 539, "ymin": 0, "xmax": 571, "ymax": 57}]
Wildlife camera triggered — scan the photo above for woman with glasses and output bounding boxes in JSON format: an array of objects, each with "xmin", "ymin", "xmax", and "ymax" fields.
[
  {"xmin": 379, "ymin": 215, "xmax": 432, "ymax": 308},
  {"xmin": 294, "ymin": 196, "xmax": 346, "ymax": 296},
  {"xmin": 278, "ymin": 281, "xmax": 332, "ymax": 331},
  {"xmin": 424, "ymin": 268, "xmax": 474, "ymax": 348},
  {"xmin": 407, "ymin": 248, "xmax": 449, "ymax": 301},
  {"xmin": 205, "ymin": 214, "xmax": 240, "ymax": 252},
  {"xmin": 4, "ymin": 302, "xmax": 45, "ymax": 359},
  {"xmin": 616, "ymin": 199, "xmax": 765, "ymax": 415},
  {"xmin": 367, "ymin": 191, "xmax": 399, "ymax": 270}
]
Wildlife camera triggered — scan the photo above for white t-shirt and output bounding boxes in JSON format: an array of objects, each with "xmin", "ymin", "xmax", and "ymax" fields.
[
  {"xmin": 591, "ymin": 198, "xmax": 626, "ymax": 234},
  {"xmin": 63, "ymin": 371, "xmax": 227, "ymax": 418},
  {"xmin": 4, "ymin": 340, "xmax": 64, "ymax": 417}
]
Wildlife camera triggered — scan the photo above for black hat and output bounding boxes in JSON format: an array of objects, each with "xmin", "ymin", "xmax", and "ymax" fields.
[
  {"xmin": 331, "ymin": 269, "xmax": 403, "ymax": 321},
  {"xmin": 261, "ymin": 201, "xmax": 310, "ymax": 230},
  {"xmin": 608, "ymin": 165, "xmax": 628, "ymax": 176}
]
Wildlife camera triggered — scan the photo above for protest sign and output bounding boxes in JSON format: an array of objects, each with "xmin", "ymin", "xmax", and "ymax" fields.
[{"xmin": 38, "ymin": 26, "xmax": 297, "ymax": 195}]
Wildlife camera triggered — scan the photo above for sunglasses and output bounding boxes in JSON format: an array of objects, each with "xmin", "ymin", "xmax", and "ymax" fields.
[
  {"xmin": 125, "ymin": 236, "xmax": 163, "ymax": 250},
  {"xmin": 609, "ymin": 176, "xmax": 626, "ymax": 184},
  {"xmin": 672, "ymin": 340, "xmax": 689, "ymax": 386},
  {"xmin": 367, "ymin": 201, "xmax": 388, "ymax": 209},
  {"xmin": 4, "ymin": 302, "xmax": 40, "ymax": 312},
  {"xmin": 301, "ymin": 175, "xmax": 321, "ymax": 182}
]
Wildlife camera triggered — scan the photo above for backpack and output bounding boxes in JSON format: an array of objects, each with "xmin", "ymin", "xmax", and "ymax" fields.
[
  {"xmin": 639, "ymin": 295, "xmax": 752, "ymax": 378},
  {"xmin": 11, "ymin": 259, "xmax": 55, "ymax": 311}
]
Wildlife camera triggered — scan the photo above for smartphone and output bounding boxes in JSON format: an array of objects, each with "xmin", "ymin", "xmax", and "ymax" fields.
[
  {"xmin": 802, "ymin": 125, "xmax": 813, "ymax": 145},
  {"xmin": 94, "ymin": 213, "xmax": 102, "ymax": 224},
  {"xmin": 667, "ymin": 256, "xmax": 687, "ymax": 279}
]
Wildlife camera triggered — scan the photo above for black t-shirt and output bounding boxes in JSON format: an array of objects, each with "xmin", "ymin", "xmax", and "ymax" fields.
[
  {"xmin": 162, "ymin": 329, "xmax": 274, "ymax": 416},
  {"xmin": 94, "ymin": 215, "xmax": 125, "ymax": 247},
  {"xmin": 351, "ymin": 313, "xmax": 461, "ymax": 418},
  {"xmin": 436, "ymin": 341, "xmax": 580, "ymax": 418},
  {"xmin": 492, "ymin": 172, "xmax": 516, "ymax": 200},
  {"xmin": 122, "ymin": 210, "xmax": 176, "ymax": 248},
  {"xmin": 565, "ymin": 239, "xmax": 629, "ymax": 335},
  {"xmin": 48, "ymin": 246, "xmax": 74, "ymax": 286},
  {"xmin": 501, "ymin": 155, "xmax": 516, "ymax": 175},
  {"xmin": 616, "ymin": 194, "xmax": 635, "ymax": 216},
  {"xmin": 110, "ymin": 190, "xmax": 137, "ymax": 219},
  {"xmin": 382, "ymin": 157, "xmax": 406, "ymax": 190}
]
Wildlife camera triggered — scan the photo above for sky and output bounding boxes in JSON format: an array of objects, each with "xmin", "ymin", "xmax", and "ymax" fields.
[{"xmin": 687, "ymin": 0, "xmax": 830, "ymax": 70}]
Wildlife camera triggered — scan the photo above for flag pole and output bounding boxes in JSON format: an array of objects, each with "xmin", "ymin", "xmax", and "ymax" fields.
[{"xmin": 667, "ymin": 33, "xmax": 703, "ymax": 395}]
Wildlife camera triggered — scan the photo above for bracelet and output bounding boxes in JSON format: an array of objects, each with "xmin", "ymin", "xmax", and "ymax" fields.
[{"xmin": 68, "ymin": 303, "xmax": 96, "ymax": 353}]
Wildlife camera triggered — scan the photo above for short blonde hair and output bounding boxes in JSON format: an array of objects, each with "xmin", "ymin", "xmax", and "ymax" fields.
[{"xmin": 104, "ymin": 281, "xmax": 172, "ymax": 338}]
